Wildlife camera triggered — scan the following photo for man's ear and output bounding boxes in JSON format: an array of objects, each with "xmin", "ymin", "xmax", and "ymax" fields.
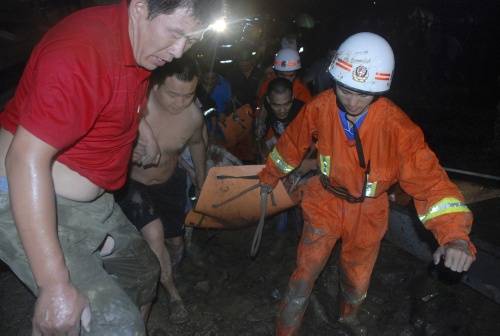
[
  {"xmin": 129, "ymin": 0, "xmax": 149, "ymax": 21},
  {"xmin": 152, "ymin": 83, "xmax": 159, "ymax": 91}
]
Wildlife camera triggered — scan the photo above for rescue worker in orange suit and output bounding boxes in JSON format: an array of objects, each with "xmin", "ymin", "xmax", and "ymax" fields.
[
  {"xmin": 257, "ymin": 48, "xmax": 312, "ymax": 105},
  {"xmin": 258, "ymin": 32, "xmax": 476, "ymax": 336}
]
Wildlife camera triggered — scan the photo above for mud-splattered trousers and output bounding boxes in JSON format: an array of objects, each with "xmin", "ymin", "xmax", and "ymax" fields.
[
  {"xmin": 258, "ymin": 90, "xmax": 475, "ymax": 336},
  {"xmin": 0, "ymin": 190, "xmax": 160, "ymax": 336}
]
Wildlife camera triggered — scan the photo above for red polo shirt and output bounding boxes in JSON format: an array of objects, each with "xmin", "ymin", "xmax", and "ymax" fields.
[{"xmin": 0, "ymin": 1, "xmax": 150, "ymax": 190}]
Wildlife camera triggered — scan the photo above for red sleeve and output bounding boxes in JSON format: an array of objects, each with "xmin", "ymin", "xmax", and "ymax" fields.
[
  {"xmin": 19, "ymin": 43, "xmax": 111, "ymax": 150},
  {"xmin": 294, "ymin": 80, "xmax": 312, "ymax": 103}
]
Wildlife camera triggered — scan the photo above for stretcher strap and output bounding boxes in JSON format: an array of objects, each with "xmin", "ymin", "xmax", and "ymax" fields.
[
  {"xmin": 250, "ymin": 191, "xmax": 269, "ymax": 258},
  {"xmin": 319, "ymin": 173, "xmax": 366, "ymax": 203},
  {"xmin": 210, "ymin": 174, "xmax": 276, "ymax": 257}
]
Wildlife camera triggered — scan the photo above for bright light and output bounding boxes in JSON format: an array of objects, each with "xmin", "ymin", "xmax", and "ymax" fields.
[
  {"xmin": 210, "ymin": 18, "xmax": 227, "ymax": 33},
  {"xmin": 203, "ymin": 107, "xmax": 215, "ymax": 116},
  {"xmin": 221, "ymin": 44, "xmax": 232, "ymax": 48},
  {"xmin": 252, "ymin": 51, "xmax": 257, "ymax": 55},
  {"xmin": 299, "ymin": 46, "xmax": 304, "ymax": 53},
  {"xmin": 219, "ymin": 59, "xmax": 233, "ymax": 64}
]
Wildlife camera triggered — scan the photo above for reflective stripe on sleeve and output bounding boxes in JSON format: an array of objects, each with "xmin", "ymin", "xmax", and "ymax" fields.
[
  {"xmin": 269, "ymin": 147, "xmax": 296, "ymax": 174},
  {"xmin": 418, "ymin": 197, "xmax": 471, "ymax": 224}
]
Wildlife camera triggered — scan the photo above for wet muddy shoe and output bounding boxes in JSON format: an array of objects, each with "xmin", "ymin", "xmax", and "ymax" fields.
[
  {"xmin": 338, "ymin": 316, "xmax": 368, "ymax": 336},
  {"xmin": 169, "ymin": 300, "xmax": 189, "ymax": 324}
]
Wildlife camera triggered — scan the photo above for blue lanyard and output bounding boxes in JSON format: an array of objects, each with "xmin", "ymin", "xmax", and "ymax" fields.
[{"xmin": 339, "ymin": 109, "xmax": 367, "ymax": 141}]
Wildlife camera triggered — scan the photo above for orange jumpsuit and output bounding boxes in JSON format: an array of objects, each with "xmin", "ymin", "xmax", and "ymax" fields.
[
  {"xmin": 257, "ymin": 75, "xmax": 312, "ymax": 105},
  {"xmin": 258, "ymin": 90, "xmax": 475, "ymax": 336}
]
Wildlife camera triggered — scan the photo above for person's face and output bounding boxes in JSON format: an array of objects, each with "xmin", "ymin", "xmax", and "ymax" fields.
[
  {"xmin": 267, "ymin": 91, "xmax": 293, "ymax": 119},
  {"xmin": 238, "ymin": 60, "xmax": 254, "ymax": 74},
  {"xmin": 335, "ymin": 85, "xmax": 375, "ymax": 116},
  {"xmin": 275, "ymin": 70, "xmax": 296, "ymax": 82},
  {"xmin": 154, "ymin": 76, "xmax": 198, "ymax": 113},
  {"xmin": 129, "ymin": 1, "xmax": 202, "ymax": 70}
]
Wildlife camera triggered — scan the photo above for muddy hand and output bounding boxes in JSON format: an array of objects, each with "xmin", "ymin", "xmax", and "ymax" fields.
[
  {"xmin": 32, "ymin": 281, "xmax": 91, "ymax": 336},
  {"xmin": 433, "ymin": 239, "xmax": 475, "ymax": 272},
  {"xmin": 134, "ymin": 119, "xmax": 161, "ymax": 167},
  {"xmin": 133, "ymin": 138, "xmax": 161, "ymax": 167},
  {"xmin": 260, "ymin": 183, "xmax": 273, "ymax": 196}
]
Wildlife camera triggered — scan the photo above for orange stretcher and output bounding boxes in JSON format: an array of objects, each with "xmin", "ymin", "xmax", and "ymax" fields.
[
  {"xmin": 185, "ymin": 210, "xmax": 228, "ymax": 229},
  {"xmin": 186, "ymin": 165, "xmax": 311, "ymax": 257},
  {"xmin": 193, "ymin": 165, "xmax": 296, "ymax": 227}
]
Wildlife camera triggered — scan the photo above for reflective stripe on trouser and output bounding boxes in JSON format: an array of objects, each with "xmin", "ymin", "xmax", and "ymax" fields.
[
  {"xmin": 276, "ymin": 177, "xmax": 387, "ymax": 336},
  {"xmin": 0, "ymin": 191, "xmax": 160, "ymax": 336}
]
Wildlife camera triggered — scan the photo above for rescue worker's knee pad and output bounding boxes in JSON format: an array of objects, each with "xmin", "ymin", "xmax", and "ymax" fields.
[
  {"xmin": 279, "ymin": 279, "xmax": 312, "ymax": 327},
  {"xmin": 340, "ymin": 281, "xmax": 367, "ymax": 306}
]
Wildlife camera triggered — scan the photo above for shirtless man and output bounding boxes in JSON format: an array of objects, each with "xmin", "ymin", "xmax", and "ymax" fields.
[
  {"xmin": 0, "ymin": 1, "xmax": 220, "ymax": 335},
  {"xmin": 116, "ymin": 55, "xmax": 207, "ymax": 324}
]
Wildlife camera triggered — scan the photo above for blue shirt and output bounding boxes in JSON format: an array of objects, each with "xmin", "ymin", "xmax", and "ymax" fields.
[
  {"xmin": 339, "ymin": 109, "xmax": 368, "ymax": 141},
  {"xmin": 210, "ymin": 75, "xmax": 232, "ymax": 116}
]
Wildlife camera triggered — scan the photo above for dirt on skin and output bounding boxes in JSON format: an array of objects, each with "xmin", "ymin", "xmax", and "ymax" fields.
[{"xmin": 1, "ymin": 217, "xmax": 499, "ymax": 336}]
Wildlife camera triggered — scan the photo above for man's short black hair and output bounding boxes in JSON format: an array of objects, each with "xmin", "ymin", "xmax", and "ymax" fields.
[
  {"xmin": 142, "ymin": 0, "xmax": 223, "ymax": 25},
  {"xmin": 149, "ymin": 55, "xmax": 200, "ymax": 89},
  {"xmin": 267, "ymin": 77, "xmax": 293, "ymax": 97}
]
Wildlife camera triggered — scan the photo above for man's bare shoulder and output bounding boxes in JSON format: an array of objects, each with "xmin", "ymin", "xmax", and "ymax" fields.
[{"xmin": 187, "ymin": 102, "xmax": 204, "ymax": 127}]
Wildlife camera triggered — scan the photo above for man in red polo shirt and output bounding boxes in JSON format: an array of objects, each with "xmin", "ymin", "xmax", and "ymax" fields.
[{"xmin": 0, "ymin": 0, "xmax": 221, "ymax": 335}]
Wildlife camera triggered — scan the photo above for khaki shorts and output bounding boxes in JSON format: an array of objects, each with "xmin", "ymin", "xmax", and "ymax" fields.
[{"xmin": 0, "ymin": 190, "xmax": 160, "ymax": 336}]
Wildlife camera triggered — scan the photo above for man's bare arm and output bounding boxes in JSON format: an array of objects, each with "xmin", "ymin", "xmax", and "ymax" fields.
[
  {"xmin": 6, "ymin": 126, "xmax": 90, "ymax": 335},
  {"xmin": 188, "ymin": 123, "xmax": 207, "ymax": 190}
]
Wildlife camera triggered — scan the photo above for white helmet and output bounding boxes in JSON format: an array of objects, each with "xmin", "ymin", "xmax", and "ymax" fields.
[
  {"xmin": 329, "ymin": 32, "xmax": 394, "ymax": 94},
  {"xmin": 273, "ymin": 48, "xmax": 301, "ymax": 72}
]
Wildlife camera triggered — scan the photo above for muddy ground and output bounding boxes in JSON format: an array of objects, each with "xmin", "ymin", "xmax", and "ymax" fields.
[{"xmin": 1, "ymin": 215, "xmax": 499, "ymax": 336}]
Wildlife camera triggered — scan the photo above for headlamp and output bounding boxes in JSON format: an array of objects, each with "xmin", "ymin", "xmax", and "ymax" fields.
[{"xmin": 209, "ymin": 18, "xmax": 227, "ymax": 33}]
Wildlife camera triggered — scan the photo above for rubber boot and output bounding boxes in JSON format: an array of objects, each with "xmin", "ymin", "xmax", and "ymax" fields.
[
  {"xmin": 338, "ymin": 299, "xmax": 368, "ymax": 336},
  {"xmin": 275, "ymin": 287, "xmax": 310, "ymax": 336}
]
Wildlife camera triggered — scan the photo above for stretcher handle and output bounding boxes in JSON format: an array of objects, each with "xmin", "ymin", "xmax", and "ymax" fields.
[
  {"xmin": 211, "ymin": 178, "xmax": 277, "ymax": 209},
  {"xmin": 250, "ymin": 190, "xmax": 269, "ymax": 258},
  {"xmin": 216, "ymin": 174, "xmax": 259, "ymax": 180},
  {"xmin": 211, "ymin": 183, "xmax": 261, "ymax": 208}
]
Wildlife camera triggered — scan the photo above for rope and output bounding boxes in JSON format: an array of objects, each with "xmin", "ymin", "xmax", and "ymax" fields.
[
  {"xmin": 209, "ymin": 174, "xmax": 274, "ymax": 257},
  {"xmin": 250, "ymin": 191, "xmax": 269, "ymax": 258},
  {"xmin": 444, "ymin": 167, "xmax": 500, "ymax": 181}
]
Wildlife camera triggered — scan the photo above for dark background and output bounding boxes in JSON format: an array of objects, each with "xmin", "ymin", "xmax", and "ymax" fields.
[{"xmin": 1, "ymin": 0, "xmax": 499, "ymax": 176}]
